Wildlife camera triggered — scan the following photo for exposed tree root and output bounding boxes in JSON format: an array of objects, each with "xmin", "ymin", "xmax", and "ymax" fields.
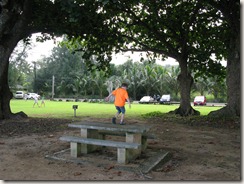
[
  {"xmin": 169, "ymin": 106, "xmax": 200, "ymax": 116},
  {"xmin": 208, "ymin": 106, "xmax": 238, "ymax": 118},
  {"xmin": 9, "ymin": 111, "xmax": 28, "ymax": 120}
]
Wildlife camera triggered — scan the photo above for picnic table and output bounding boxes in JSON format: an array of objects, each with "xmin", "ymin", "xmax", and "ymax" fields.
[{"xmin": 60, "ymin": 122, "xmax": 151, "ymax": 164}]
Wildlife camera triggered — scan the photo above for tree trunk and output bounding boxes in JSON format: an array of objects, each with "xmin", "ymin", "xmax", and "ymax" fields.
[
  {"xmin": 225, "ymin": 33, "xmax": 240, "ymax": 116},
  {"xmin": 208, "ymin": 3, "xmax": 240, "ymax": 118},
  {"xmin": 172, "ymin": 59, "xmax": 200, "ymax": 116},
  {"xmin": 0, "ymin": 0, "xmax": 31, "ymax": 120},
  {"xmin": 208, "ymin": 28, "xmax": 240, "ymax": 118},
  {"xmin": 0, "ymin": 45, "xmax": 12, "ymax": 119},
  {"xmin": 0, "ymin": 42, "xmax": 28, "ymax": 119}
]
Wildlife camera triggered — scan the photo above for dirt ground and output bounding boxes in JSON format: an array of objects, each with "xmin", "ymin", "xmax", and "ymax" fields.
[{"xmin": 0, "ymin": 116, "xmax": 241, "ymax": 181}]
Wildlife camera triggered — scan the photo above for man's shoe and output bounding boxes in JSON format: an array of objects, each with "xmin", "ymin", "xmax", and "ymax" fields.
[
  {"xmin": 120, "ymin": 122, "xmax": 126, "ymax": 125},
  {"xmin": 112, "ymin": 117, "xmax": 116, "ymax": 124}
]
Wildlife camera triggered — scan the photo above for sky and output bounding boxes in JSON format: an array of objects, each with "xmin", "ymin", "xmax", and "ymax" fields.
[
  {"xmin": 25, "ymin": 33, "xmax": 178, "ymax": 66},
  {"xmin": 25, "ymin": 35, "xmax": 227, "ymax": 67}
]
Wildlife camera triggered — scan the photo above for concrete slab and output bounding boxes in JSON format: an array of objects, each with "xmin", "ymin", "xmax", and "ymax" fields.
[
  {"xmin": 45, "ymin": 148, "xmax": 172, "ymax": 175},
  {"xmin": 139, "ymin": 151, "xmax": 173, "ymax": 174}
]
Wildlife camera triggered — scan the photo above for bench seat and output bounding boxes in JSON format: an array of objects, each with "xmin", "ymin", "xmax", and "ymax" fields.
[
  {"xmin": 98, "ymin": 130, "xmax": 156, "ymax": 139},
  {"xmin": 60, "ymin": 136, "xmax": 140, "ymax": 149},
  {"xmin": 60, "ymin": 135, "xmax": 141, "ymax": 164},
  {"xmin": 98, "ymin": 130, "xmax": 156, "ymax": 151}
]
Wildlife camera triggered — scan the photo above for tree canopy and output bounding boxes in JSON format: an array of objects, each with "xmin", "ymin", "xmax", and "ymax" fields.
[{"xmin": 67, "ymin": 0, "xmax": 229, "ymax": 115}]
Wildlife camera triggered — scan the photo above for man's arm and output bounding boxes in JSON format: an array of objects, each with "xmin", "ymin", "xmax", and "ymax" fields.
[
  {"xmin": 105, "ymin": 93, "xmax": 114, "ymax": 101},
  {"xmin": 127, "ymin": 98, "xmax": 131, "ymax": 108}
]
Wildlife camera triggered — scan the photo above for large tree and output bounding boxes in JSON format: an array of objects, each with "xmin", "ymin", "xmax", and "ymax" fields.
[
  {"xmin": 0, "ymin": 0, "xmax": 110, "ymax": 119},
  {"xmin": 206, "ymin": 0, "xmax": 240, "ymax": 117},
  {"xmin": 76, "ymin": 0, "xmax": 228, "ymax": 116},
  {"xmin": 89, "ymin": 0, "xmax": 239, "ymax": 117}
]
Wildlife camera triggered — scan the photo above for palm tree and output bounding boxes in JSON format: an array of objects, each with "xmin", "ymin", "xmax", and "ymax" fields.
[
  {"xmin": 165, "ymin": 66, "xmax": 180, "ymax": 98},
  {"xmin": 153, "ymin": 65, "xmax": 169, "ymax": 95},
  {"xmin": 91, "ymin": 70, "xmax": 107, "ymax": 98},
  {"xmin": 141, "ymin": 63, "xmax": 159, "ymax": 96}
]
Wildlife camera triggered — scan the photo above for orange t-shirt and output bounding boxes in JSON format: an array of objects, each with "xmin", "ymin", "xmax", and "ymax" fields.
[{"xmin": 112, "ymin": 88, "xmax": 129, "ymax": 107}]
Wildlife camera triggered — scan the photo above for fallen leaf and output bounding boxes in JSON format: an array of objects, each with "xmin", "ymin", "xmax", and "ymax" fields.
[
  {"xmin": 74, "ymin": 172, "xmax": 82, "ymax": 176},
  {"xmin": 117, "ymin": 171, "xmax": 122, "ymax": 176},
  {"xmin": 107, "ymin": 165, "xmax": 114, "ymax": 170}
]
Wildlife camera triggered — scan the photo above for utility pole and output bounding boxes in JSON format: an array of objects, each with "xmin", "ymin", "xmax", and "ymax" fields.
[
  {"xmin": 33, "ymin": 62, "xmax": 37, "ymax": 92},
  {"xmin": 52, "ymin": 75, "xmax": 55, "ymax": 99}
]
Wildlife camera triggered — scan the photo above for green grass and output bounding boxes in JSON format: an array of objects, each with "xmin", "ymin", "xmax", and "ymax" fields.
[{"xmin": 10, "ymin": 99, "xmax": 222, "ymax": 119}]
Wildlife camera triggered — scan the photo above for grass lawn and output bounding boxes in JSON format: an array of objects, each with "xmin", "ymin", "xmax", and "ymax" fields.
[{"xmin": 10, "ymin": 99, "xmax": 222, "ymax": 119}]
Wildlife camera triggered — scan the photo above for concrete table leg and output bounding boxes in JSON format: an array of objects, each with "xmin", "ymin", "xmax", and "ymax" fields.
[
  {"xmin": 117, "ymin": 148, "xmax": 127, "ymax": 164},
  {"xmin": 124, "ymin": 133, "xmax": 142, "ymax": 162},
  {"xmin": 70, "ymin": 142, "xmax": 81, "ymax": 157},
  {"xmin": 117, "ymin": 147, "xmax": 142, "ymax": 164},
  {"xmin": 141, "ymin": 135, "xmax": 148, "ymax": 151},
  {"xmin": 80, "ymin": 128, "xmax": 99, "ymax": 153}
]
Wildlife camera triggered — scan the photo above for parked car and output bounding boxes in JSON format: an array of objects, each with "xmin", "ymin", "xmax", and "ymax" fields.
[
  {"xmin": 139, "ymin": 96, "xmax": 154, "ymax": 104},
  {"xmin": 15, "ymin": 91, "xmax": 24, "ymax": 99},
  {"xmin": 159, "ymin": 94, "xmax": 171, "ymax": 104},
  {"xmin": 193, "ymin": 96, "xmax": 206, "ymax": 106},
  {"xmin": 26, "ymin": 93, "xmax": 40, "ymax": 99}
]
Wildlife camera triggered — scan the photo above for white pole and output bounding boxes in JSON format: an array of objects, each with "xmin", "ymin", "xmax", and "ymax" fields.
[{"xmin": 52, "ymin": 75, "xmax": 55, "ymax": 99}]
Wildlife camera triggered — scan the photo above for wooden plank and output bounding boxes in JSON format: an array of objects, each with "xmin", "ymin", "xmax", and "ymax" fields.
[
  {"xmin": 68, "ymin": 122, "xmax": 151, "ymax": 134},
  {"xmin": 60, "ymin": 136, "xmax": 141, "ymax": 149}
]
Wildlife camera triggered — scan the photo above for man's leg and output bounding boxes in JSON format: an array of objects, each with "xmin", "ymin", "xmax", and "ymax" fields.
[
  {"xmin": 112, "ymin": 106, "xmax": 121, "ymax": 124},
  {"xmin": 120, "ymin": 113, "xmax": 125, "ymax": 123},
  {"xmin": 119, "ymin": 107, "xmax": 126, "ymax": 125}
]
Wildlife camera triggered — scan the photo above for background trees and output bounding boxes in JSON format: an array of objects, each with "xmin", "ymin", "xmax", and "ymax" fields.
[
  {"xmin": 12, "ymin": 43, "xmax": 226, "ymax": 104},
  {"xmin": 8, "ymin": 41, "xmax": 33, "ymax": 91}
]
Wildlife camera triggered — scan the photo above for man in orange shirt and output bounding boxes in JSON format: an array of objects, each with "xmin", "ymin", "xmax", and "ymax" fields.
[{"xmin": 106, "ymin": 83, "xmax": 131, "ymax": 125}]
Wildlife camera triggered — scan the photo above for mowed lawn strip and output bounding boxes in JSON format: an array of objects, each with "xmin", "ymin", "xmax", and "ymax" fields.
[{"xmin": 10, "ymin": 99, "xmax": 222, "ymax": 119}]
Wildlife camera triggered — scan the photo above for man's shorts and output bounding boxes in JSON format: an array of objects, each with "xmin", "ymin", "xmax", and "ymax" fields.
[{"xmin": 115, "ymin": 106, "xmax": 125, "ymax": 114}]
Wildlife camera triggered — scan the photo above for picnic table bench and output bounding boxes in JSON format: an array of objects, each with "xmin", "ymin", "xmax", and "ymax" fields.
[{"xmin": 60, "ymin": 122, "xmax": 151, "ymax": 164}]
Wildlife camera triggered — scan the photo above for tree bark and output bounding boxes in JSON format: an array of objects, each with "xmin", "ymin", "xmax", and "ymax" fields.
[
  {"xmin": 0, "ymin": 40, "xmax": 29, "ymax": 119},
  {"xmin": 208, "ymin": 0, "xmax": 240, "ymax": 118},
  {"xmin": 208, "ymin": 28, "xmax": 240, "ymax": 118},
  {"xmin": 0, "ymin": 0, "xmax": 31, "ymax": 119},
  {"xmin": 226, "ymin": 34, "xmax": 240, "ymax": 116},
  {"xmin": 0, "ymin": 45, "xmax": 12, "ymax": 119},
  {"xmin": 173, "ymin": 58, "xmax": 200, "ymax": 116}
]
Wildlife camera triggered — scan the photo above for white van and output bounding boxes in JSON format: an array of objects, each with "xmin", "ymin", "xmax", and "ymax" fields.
[
  {"xmin": 15, "ymin": 91, "xmax": 24, "ymax": 99},
  {"xmin": 159, "ymin": 94, "xmax": 171, "ymax": 104},
  {"xmin": 26, "ymin": 93, "xmax": 40, "ymax": 99},
  {"xmin": 139, "ymin": 96, "xmax": 154, "ymax": 104}
]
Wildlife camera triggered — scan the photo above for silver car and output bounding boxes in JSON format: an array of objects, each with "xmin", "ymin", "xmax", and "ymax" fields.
[
  {"xmin": 26, "ymin": 93, "xmax": 40, "ymax": 99},
  {"xmin": 15, "ymin": 91, "xmax": 24, "ymax": 99}
]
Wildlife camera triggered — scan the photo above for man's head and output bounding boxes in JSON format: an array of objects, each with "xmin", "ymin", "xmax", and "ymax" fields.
[{"xmin": 121, "ymin": 83, "xmax": 128, "ymax": 88}]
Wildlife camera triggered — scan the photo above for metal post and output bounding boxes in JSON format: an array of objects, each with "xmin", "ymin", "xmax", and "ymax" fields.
[
  {"xmin": 52, "ymin": 75, "xmax": 55, "ymax": 99},
  {"xmin": 72, "ymin": 105, "xmax": 78, "ymax": 117},
  {"xmin": 33, "ymin": 62, "xmax": 37, "ymax": 92}
]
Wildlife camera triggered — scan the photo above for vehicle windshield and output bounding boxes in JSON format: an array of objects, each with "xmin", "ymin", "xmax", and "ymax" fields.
[
  {"xmin": 195, "ymin": 96, "xmax": 204, "ymax": 101},
  {"xmin": 141, "ymin": 96, "xmax": 150, "ymax": 100}
]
